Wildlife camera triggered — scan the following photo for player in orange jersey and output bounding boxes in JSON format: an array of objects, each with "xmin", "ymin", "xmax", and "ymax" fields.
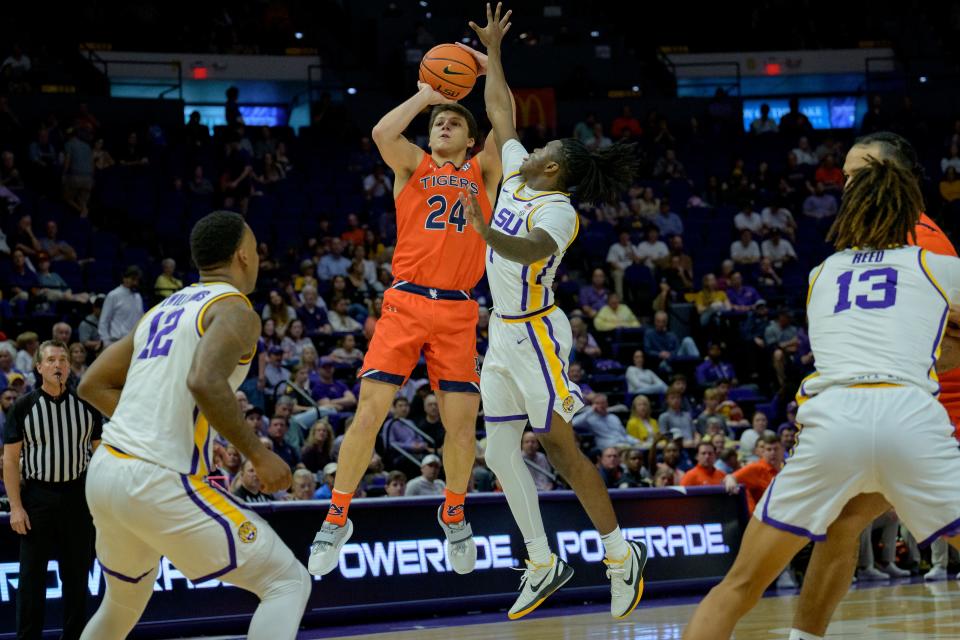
[
  {"xmin": 774, "ymin": 132, "xmax": 960, "ymax": 640},
  {"xmin": 308, "ymin": 55, "xmax": 512, "ymax": 578}
]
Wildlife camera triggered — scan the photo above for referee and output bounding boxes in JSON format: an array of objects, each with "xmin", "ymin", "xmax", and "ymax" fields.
[{"xmin": 3, "ymin": 340, "xmax": 102, "ymax": 640}]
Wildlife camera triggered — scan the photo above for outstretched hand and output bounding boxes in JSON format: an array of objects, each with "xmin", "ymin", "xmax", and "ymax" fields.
[
  {"xmin": 453, "ymin": 43, "xmax": 488, "ymax": 76},
  {"xmin": 468, "ymin": 2, "xmax": 512, "ymax": 51},
  {"xmin": 460, "ymin": 191, "xmax": 490, "ymax": 240}
]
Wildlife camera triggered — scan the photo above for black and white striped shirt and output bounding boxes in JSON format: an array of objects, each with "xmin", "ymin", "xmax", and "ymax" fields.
[{"xmin": 3, "ymin": 388, "xmax": 102, "ymax": 482}]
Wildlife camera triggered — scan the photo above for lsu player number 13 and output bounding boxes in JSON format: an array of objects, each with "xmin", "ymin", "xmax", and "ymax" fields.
[{"xmin": 481, "ymin": 137, "xmax": 584, "ymax": 429}]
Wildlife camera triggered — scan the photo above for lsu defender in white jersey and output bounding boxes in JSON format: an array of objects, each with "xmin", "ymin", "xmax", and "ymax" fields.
[
  {"xmin": 481, "ymin": 139, "xmax": 584, "ymax": 430},
  {"xmin": 757, "ymin": 246, "xmax": 960, "ymax": 545},
  {"xmin": 104, "ymin": 282, "xmax": 252, "ymax": 476}
]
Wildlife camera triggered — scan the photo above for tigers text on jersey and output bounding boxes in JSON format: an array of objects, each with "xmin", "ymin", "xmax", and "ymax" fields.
[
  {"xmin": 391, "ymin": 152, "xmax": 492, "ymax": 291},
  {"xmin": 800, "ymin": 247, "xmax": 960, "ymax": 401},
  {"xmin": 103, "ymin": 282, "xmax": 253, "ymax": 476},
  {"xmin": 486, "ymin": 139, "xmax": 579, "ymax": 317}
]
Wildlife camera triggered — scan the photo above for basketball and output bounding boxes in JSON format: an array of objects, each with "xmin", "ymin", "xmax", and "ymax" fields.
[{"xmin": 418, "ymin": 43, "xmax": 478, "ymax": 101}]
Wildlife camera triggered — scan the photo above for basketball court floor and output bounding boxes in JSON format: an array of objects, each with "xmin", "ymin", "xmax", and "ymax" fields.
[{"xmin": 171, "ymin": 579, "xmax": 960, "ymax": 639}]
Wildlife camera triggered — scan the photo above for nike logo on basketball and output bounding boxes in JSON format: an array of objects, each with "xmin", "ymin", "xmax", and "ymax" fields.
[
  {"xmin": 516, "ymin": 337, "xmax": 528, "ymax": 344},
  {"xmin": 443, "ymin": 65, "xmax": 467, "ymax": 76}
]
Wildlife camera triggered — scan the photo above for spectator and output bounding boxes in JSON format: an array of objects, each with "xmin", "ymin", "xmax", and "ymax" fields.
[
  {"xmin": 618, "ymin": 448, "xmax": 651, "ymax": 488},
  {"xmin": 51, "ymin": 323, "xmax": 71, "ymax": 346},
  {"xmin": 406, "ymin": 454, "xmax": 446, "ymax": 496},
  {"xmin": 724, "ymin": 433, "xmax": 783, "ymax": 512},
  {"xmin": 644, "ymin": 311, "xmax": 700, "ymax": 374},
  {"xmin": 521, "ymin": 431, "xmax": 555, "ymax": 491},
  {"xmin": 584, "ymin": 122, "xmax": 612, "ymax": 151},
  {"xmin": 734, "ymin": 202, "xmax": 763, "ymax": 235},
  {"xmin": 290, "ymin": 468, "xmax": 317, "ymax": 501},
  {"xmin": 611, "ymin": 106, "xmax": 642, "ymax": 138},
  {"xmin": 300, "ymin": 420, "xmax": 335, "ymax": 473},
  {"xmin": 329, "ymin": 298, "xmax": 362, "ymax": 333},
  {"xmin": 579, "ymin": 268, "xmax": 610, "ymax": 319},
  {"xmin": 62, "ymin": 128, "xmax": 94, "ymax": 217},
  {"xmin": 78, "ymin": 295, "xmax": 103, "ymax": 353},
  {"xmin": 750, "ymin": 104, "xmax": 778, "ymax": 135},
  {"xmin": 383, "ymin": 396, "xmax": 431, "ymax": 458},
  {"xmin": 636, "ymin": 225, "xmax": 669, "ymax": 269},
  {"xmin": 418, "ymin": 394, "xmax": 445, "ymax": 450},
  {"xmin": 255, "ymin": 152, "xmax": 286, "ymax": 187},
  {"xmin": 696, "ymin": 344, "xmax": 737, "ymax": 388},
  {"xmin": 267, "ymin": 416, "xmax": 299, "ymax": 468},
  {"xmin": 225, "ymin": 86, "xmax": 242, "ymax": 126},
  {"xmin": 803, "ymin": 181, "xmax": 839, "ymax": 219},
  {"xmin": 567, "ymin": 362, "xmax": 595, "ymax": 403},
  {"xmin": 626, "ymin": 351, "xmax": 668, "ymax": 396},
  {"xmin": 652, "ymin": 200, "xmax": 683, "ymax": 238},
  {"xmin": 0, "ymin": 151, "xmax": 24, "ymax": 189},
  {"xmin": 35, "ymin": 253, "xmax": 88, "ymax": 305},
  {"xmin": 761, "ymin": 229, "xmax": 797, "ymax": 269},
  {"xmin": 634, "ymin": 187, "xmax": 660, "ymax": 220},
  {"xmin": 233, "ymin": 459, "xmax": 271, "ymax": 503},
  {"xmin": 98, "ymin": 266, "xmax": 144, "ymax": 347},
  {"xmin": 572, "ymin": 394, "xmax": 640, "ymax": 449},
  {"xmin": 597, "ymin": 446, "xmax": 623, "ymax": 488},
  {"xmin": 65, "ymin": 342, "xmax": 87, "ymax": 392},
  {"xmin": 653, "ymin": 466, "xmax": 676, "ymax": 487},
  {"xmin": 263, "ymin": 346, "xmax": 290, "ymax": 395},
  {"xmin": 39, "ymin": 221, "xmax": 77, "ymax": 263},
  {"xmin": 15, "ymin": 332, "xmax": 39, "ymax": 384},
  {"xmin": 653, "ymin": 149, "xmax": 686, "ymax": 180},
  {"xmin": 297, "ymin": 285, "xmax": 332, "ymax": 337},
  {"xmin": 857, "ymin": 511, "xmax": 912, "ymax": 580},
  {"xmin": 657, "ymin": 390, "xmax": 696, "ymax": 447},
  {"xmin": 341, "ymin": 214, "xmax": 366, "ymax": 249},
  {"xmin": 694, "ymin": 273, "xmax": 731, "ymax": 326},
  {"xmin": 384, "ymin": 470, "xmax": 408, "ymax": 497},
  {"xmin": 92, "ymin": 139, "xmax": 114, "ymax": 172},
  {"xmin": 792, "ymin": 136, "xmax": 817, "ymax": 166},
  {"xmin": 756, "ymin": 257, "xmax": 783, "ymax": 298},
  {"xmin": 779, "ymin": 97, "xmax": 812, "ymax": 138},
  {"xmin": 309, "ymin": 357, "xmax": 357, "ymax": 411},
  {"xmin": 261, "ymin": 288, "xmax": 296, "ymax": 336},
  {"xmin": 730, "ymin": 229, "xmax": 761, "ymax": 266},
  {"xmin": 280, "ymin": 319, "xmax": 312, "ymax": 363},
  {"xmin": 8, "ymin": 248, "xmax": 39, "ymax": 301},
  {"xmin": 739, "ymin": 412, "xmax": 775, "ymax": 463},
  {"xmin": 188, "ymin": 165, "xmax": 214, "ymax": 196},
  {"xmin": 118, "ymin": 131, "xmax": 148, "ymax": 167},
  {"xmin": 363, "ymin": 164, "xmax": 392, "ymax": 201},
  {"xmin": 625, "ymin": 395, "xmax": 659, "ymax": 446},
  {"xmin": 761, "ymin": 200, "xmax": 797, "ymax": 240},
  {"xmin": 313, "ymin": 462, "xmax": 338, "ymax": 500},
  {"xmin": 680, "ymin": 442, "xmax": 726, "ymax": 486},
  {"xmin": 28, "ymin": 127, "xmax": 61, "ymax": 188},
  {"xmin": 941, "ymin": 167, "xmax": 960, "ymax": 203},
  {"xmin": 330, "ymin": 334, "xmax": 364, "ymax": 365},
  {"xmin": 606, "ymin": 231, "xmax": 638, "ymax": 298},
  {"xmin": 14, "ymin": 215, "xmax": 41, "ymax": 257},
  {"xmin": 942, "ymin": 143, "xmax": 960, "ymax": 175},
  {"xmin": 726, "ymin": 272, "xmax": 761, "ymax": 313},
  {"xmin": 815, "ymin": 154, "xmax": 844, "ymax": 192},
  {"xmin": 318, "ymin": 238, "xmax": 352, "ymax": 280},
  {"xmin": 593, "ymin": 293, "xmax": 641, "ymax": 332},
  {"xmin": 154, "ymin": 258, "xmax": 183, "ymax": 299}
]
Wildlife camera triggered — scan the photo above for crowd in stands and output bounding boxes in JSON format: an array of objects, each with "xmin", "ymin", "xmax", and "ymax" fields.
[{"xmin": 2, "ymin": 66, "xmax": 959, "ymax": 577}]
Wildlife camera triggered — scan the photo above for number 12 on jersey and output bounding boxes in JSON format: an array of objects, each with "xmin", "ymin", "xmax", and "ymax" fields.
[
  {"xmin": 834, "ymin": 267, "xmax": 898, "ymax": 313},
  {"xmin": 137, "ymin": 309, "xmax": 185, "ymax": 359}
]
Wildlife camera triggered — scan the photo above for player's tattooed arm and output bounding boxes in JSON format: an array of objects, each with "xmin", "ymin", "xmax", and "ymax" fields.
[{"xmin": 462, "ymin": 192, "xmax": 557, "ymax": 264}]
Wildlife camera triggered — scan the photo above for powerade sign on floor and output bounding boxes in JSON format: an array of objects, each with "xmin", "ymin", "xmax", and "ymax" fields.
[{"xmin": 0, "ymin": 487, "xmax": 744, "ymax": 638}]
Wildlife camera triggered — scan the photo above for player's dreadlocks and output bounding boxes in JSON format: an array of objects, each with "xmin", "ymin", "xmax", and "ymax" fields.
[
  {"xmin": 556, "ymin": 139, "xmax": 638, "ymax": 203},
  {"xmin": 827, "ymin": 156, "xmax": 922, "ymax": 250},
  {"xmin": 854, "ymin": 131, "xmax": 924, "ymax": 178}
]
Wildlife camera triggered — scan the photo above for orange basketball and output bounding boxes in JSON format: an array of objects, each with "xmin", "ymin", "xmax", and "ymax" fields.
[{"xmin": 419, "ymin": 44, "xmax": 478, "ymax": 101}]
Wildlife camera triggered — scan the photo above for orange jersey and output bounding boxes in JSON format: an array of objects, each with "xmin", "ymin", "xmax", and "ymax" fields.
[
  {"xmin": 392, "ymin": 152, "xmax": 493, "ymax": 291},
  {"xmin": 732, "ymin": 460, "xmax": 779, "ymax": 515},
  {"xmin": 910, "ymin": 213, "xmax": 960, "ymax": 430},
  {"xmin": 679, "ymin": 464, "xmax": 726, "ymax": 487}
]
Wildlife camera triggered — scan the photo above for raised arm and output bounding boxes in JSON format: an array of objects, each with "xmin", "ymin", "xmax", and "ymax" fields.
[
  {"xmin": 468, "ymin": 3, "xmax": 517, "ymax": 149},
  {"xmin": 372, "ymin": 84, "xmax": 455, "ymax": 190},
  {"xmin": 187, "ymin": 298, "xmax": 291, "ymax": 492}
]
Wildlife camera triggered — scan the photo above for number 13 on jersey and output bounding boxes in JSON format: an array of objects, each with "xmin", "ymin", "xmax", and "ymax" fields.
[{"xmin": 834, "ymin": 267, "xmax": 898, "ymax": 313}]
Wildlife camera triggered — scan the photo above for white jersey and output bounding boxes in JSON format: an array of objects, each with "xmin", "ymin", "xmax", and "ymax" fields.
[
  {"xmin": 800, "ymin": 246, "xmax": 960, "ymax": 400},
  {"xmin": 486, "ymin": 139, "xmax": 579, "ymax": 318},
  {"xmin": 103, "ymin": 282, "xmax": 253, "ymax": 476}
]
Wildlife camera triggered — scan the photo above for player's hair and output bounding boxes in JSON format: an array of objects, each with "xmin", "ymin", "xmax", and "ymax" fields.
[
  {"xmin": 428, "ymin": 104, "xmax": 479, "ymax": 142},
  {"xmin": 853, "ymin": 131, "xmax": 923, "ymax": 179},
  {"xmin": 556, "ymin": 139, "xmax": 638, "ymax": 203},
  {"xmin": 190, "ymin": 210, "xmax": 247, "ymax": 270},
  {"xmin": 827, "ymin": 157, "xmax": 922, "ymax": 250}
]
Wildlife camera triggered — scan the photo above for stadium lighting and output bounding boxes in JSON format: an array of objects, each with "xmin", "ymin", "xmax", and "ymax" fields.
[
  {"xmin": 347, "ymin": 87, "xmax": 358, "ymax": 95},
  {"xmin": 295, "ymin": 32, "xmax": 303, "ymax": 40},
  {"xmin": 632, "ymin": 85, "xmax": 640, "ymax": 92},
  {"xmin": 590, "ymin": 30, "xmax": 600, "ymax": 38},
  {"xmin": 919, "ymin": 75, "xmax": 928, "ymax": 83}
]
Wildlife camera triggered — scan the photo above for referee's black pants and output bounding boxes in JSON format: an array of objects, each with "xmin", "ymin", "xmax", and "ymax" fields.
[{"xmin": 17, "ymin": 476, "xmax": 94, "ymax": 640}]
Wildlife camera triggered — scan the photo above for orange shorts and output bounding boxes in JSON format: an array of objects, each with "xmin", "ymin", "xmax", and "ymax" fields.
[{"xmin": 359, "ymin": 284, "xmax": 480, "ymax": 392}]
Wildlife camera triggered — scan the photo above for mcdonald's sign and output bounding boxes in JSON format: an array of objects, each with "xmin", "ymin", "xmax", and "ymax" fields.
[{"xmin": 513, "ymin": 88, "xmax": 556, "ymax": 131}]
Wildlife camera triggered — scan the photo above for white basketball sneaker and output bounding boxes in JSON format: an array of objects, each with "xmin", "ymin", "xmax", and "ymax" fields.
[
  {"xmin": 605, "ymin": 540, "xmax": 648, "ymax": 619},
  {"xmin": 437, "ymin": 506, "xmax": 477, "ymax": 574},
  {"xmin": 508, "ymin": 554, "xmax": 575, "ymax": 620},
  {"xmin": 307, "ymin": 519, "xmax": 353, "ymax": 577}
]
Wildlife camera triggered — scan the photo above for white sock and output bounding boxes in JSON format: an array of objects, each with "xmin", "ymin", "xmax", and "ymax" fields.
[
  {"xmin": 525, "ymin": 535, "xmax": 552, "ymax": 566},
  {"xmin": 789, "ymin": 630, "xmax": 823, "ymax": 640},
  {"xmin": 601, "ymin": 526, "xmax": 629, "ymax": 561}
]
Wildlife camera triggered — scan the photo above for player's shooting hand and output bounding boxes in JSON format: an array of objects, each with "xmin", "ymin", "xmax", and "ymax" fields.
[
  {"xmin": 417, "ymin": 81, "xmax": 456, "ymax": 106},
  {"xmin": 252, "ymin": 450, "xmax": 293, "ymax": 494},
  {"xmin": 468, "ymin": 2, "xmax": 513, "ymax": 50},
  {"xmin": 460, "ymin": 192, "xmax": 490, "ymax": 240},
  {"xmin": 453, "ymin": 43, "xmax": 488, "ymax": 75}
]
